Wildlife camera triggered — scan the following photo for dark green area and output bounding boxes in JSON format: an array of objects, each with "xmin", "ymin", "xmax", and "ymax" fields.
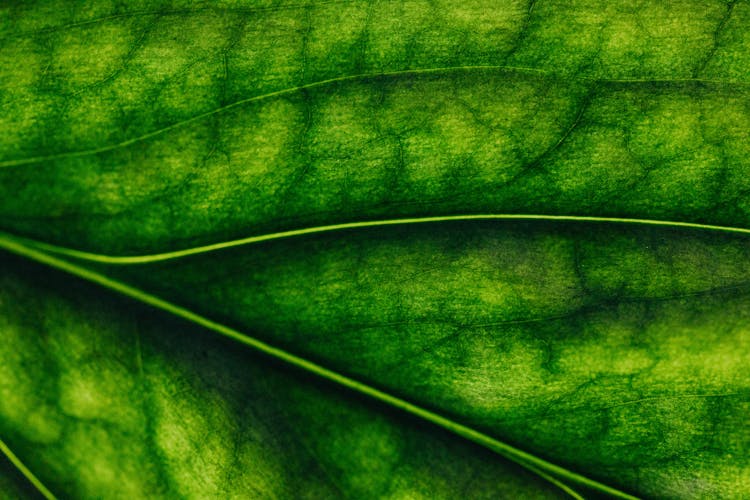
[
  {"xmin": 0, "ymin": 452, "xmax": 42, "ymax": 500},
  {"xmin": 2, "ymin": 0, "xmax": 750, "ymax": 498}
]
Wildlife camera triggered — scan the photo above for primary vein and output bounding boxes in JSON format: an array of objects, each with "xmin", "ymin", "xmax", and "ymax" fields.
[
  {"xmin": 5, "ymin": 214, "xmax": 750, "ymax": 265},
  {"xmin": 0, "ymin": 233, "xmax": 638, "ymax": 500}
]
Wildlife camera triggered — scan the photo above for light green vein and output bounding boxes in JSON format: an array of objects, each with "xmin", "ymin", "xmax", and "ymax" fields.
[
  {"xmin": 0, "ymin": 437, "xmax": 57, "ymax": 500},
  {"xmin": 516, "ymin": 463, "xmax": 585, "ymax": 500},
  {"xmin": 5, "ymin": 214, "xmax": 750, "ymax": 265},
  {"xmin": 0, "ymin": 233, "xmax": 638, "ymax": 500},
  {"xmin": 1, "ymin": 64, "xmax": 747, "ymax": 169}
]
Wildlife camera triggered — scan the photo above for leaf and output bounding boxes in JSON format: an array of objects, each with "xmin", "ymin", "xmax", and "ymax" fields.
[
  {"xmin": 0, "ymin": 253, "xmax": 569, "ymax": 498},
  {"xmin": 3, "ymin": 1, "xmax": 750, "ymax": 254},
  {"xmin": 1, "ymin": 0, "xmax": 750, "ymax": 498}
]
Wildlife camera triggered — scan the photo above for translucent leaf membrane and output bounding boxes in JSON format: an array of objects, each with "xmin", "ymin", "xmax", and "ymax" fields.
[
  {"xmin": 0, "ymin": 253, "xmax": 567, "ymax": 499},
  {"xmin": 103, "ymin": 220, "xmax": 750, "ymax": 498},
  {"xmin": 2, "ymin": 1, "xmax": 750, "ymax": 498},
  {"xmin": 1, "ymin": 1, "xmax": 750, "ymax": 254}
]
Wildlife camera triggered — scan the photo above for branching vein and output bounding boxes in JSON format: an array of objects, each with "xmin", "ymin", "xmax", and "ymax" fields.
[{"xmin": 0, "ymin": 233, "xmax": 640, "ymax": 500}]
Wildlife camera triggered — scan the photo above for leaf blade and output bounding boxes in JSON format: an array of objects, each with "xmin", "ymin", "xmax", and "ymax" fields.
[
  {"xmin": 0, "ymin": 251, "xmax": 573, "ymax": 499},
  {"xmin": 3, "ymin": 1, "xmax": 750, "ymax": 497},
  {"xmin": 0, "ymin": 230, "xmax": 638, "ymax": 499}
]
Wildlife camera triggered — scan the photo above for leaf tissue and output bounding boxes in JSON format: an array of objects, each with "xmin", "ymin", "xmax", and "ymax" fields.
[{"xmin": 1, "ymin": 1, "xmax": 749, "ymax": 498}]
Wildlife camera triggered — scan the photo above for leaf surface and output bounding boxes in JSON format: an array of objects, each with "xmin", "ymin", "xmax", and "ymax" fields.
[
  {"xmin": 79, "ymin": 221, "xmax": 750, "ymax": 498},
  {"xmin": 2, "ymin": 1, "xmax": 750, "ymax": 498},
  {"xmin": 0, "ymin": 253, "xmax": 567, "ymax": 498},
  {"xmin": 2, "ymin": 1, "xmax": 750, "ymax": 253}
]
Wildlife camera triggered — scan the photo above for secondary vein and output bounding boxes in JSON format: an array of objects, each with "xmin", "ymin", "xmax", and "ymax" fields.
[
  {"xmin": 0, "ymin": 64, "xmax": 746, "ymax": 169},
  {"xmin": 0, "ymin": 233, "xmax": 639, "ymax": 500},
  {"xmin": 4, "ymin": 214, "xmax": 750, "ymax": 265}
]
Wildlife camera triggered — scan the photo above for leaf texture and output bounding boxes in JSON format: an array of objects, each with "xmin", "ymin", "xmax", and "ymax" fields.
[
  {"xmin": 3, "ymin": 1, "xmax": 750, "ymax": 253},
  {"xmin": 1, "ymin": 1, "xmax": 750, "ymax": 498},
  {"xmin": 0, "ymin": 253, "xmax": 567, "ymax": 498}
]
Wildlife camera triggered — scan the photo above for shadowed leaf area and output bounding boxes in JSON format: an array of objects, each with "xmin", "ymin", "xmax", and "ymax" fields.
[
  {"xmin": 0, "ymin": 452, "xmax": 39, "ymax": 499},
  {"xmin": 1, "ymin": 0, "xmax": 750, "ymax": 498}
]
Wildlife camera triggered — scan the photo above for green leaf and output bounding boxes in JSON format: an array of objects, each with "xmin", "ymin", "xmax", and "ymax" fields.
[
  {"xmin": 0, "ymin": 253, "xmax": 569, "ymax": 498},
  {"xmin": 2, "ymin": 1, "xmax": 750, "ymax": 498},
  {"xmin": 4, "ymin": 1, "xmax": 750, "ymax": 254}
]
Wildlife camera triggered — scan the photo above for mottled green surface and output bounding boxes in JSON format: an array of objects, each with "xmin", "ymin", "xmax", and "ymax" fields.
[
  {"xmin": 2, "ymin": 0, "xmax": 750, "ymax": 498},
  {"xmin": 3, "ymin": 1, "xmax": 750, "ymax": 253},
  {"xmin": 0, "ymin": 254, "xmax": 564, "ymax": 499},
  {"xmin": 106, "ymin": 222, "xmax": 750, "ymax": 498}
]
